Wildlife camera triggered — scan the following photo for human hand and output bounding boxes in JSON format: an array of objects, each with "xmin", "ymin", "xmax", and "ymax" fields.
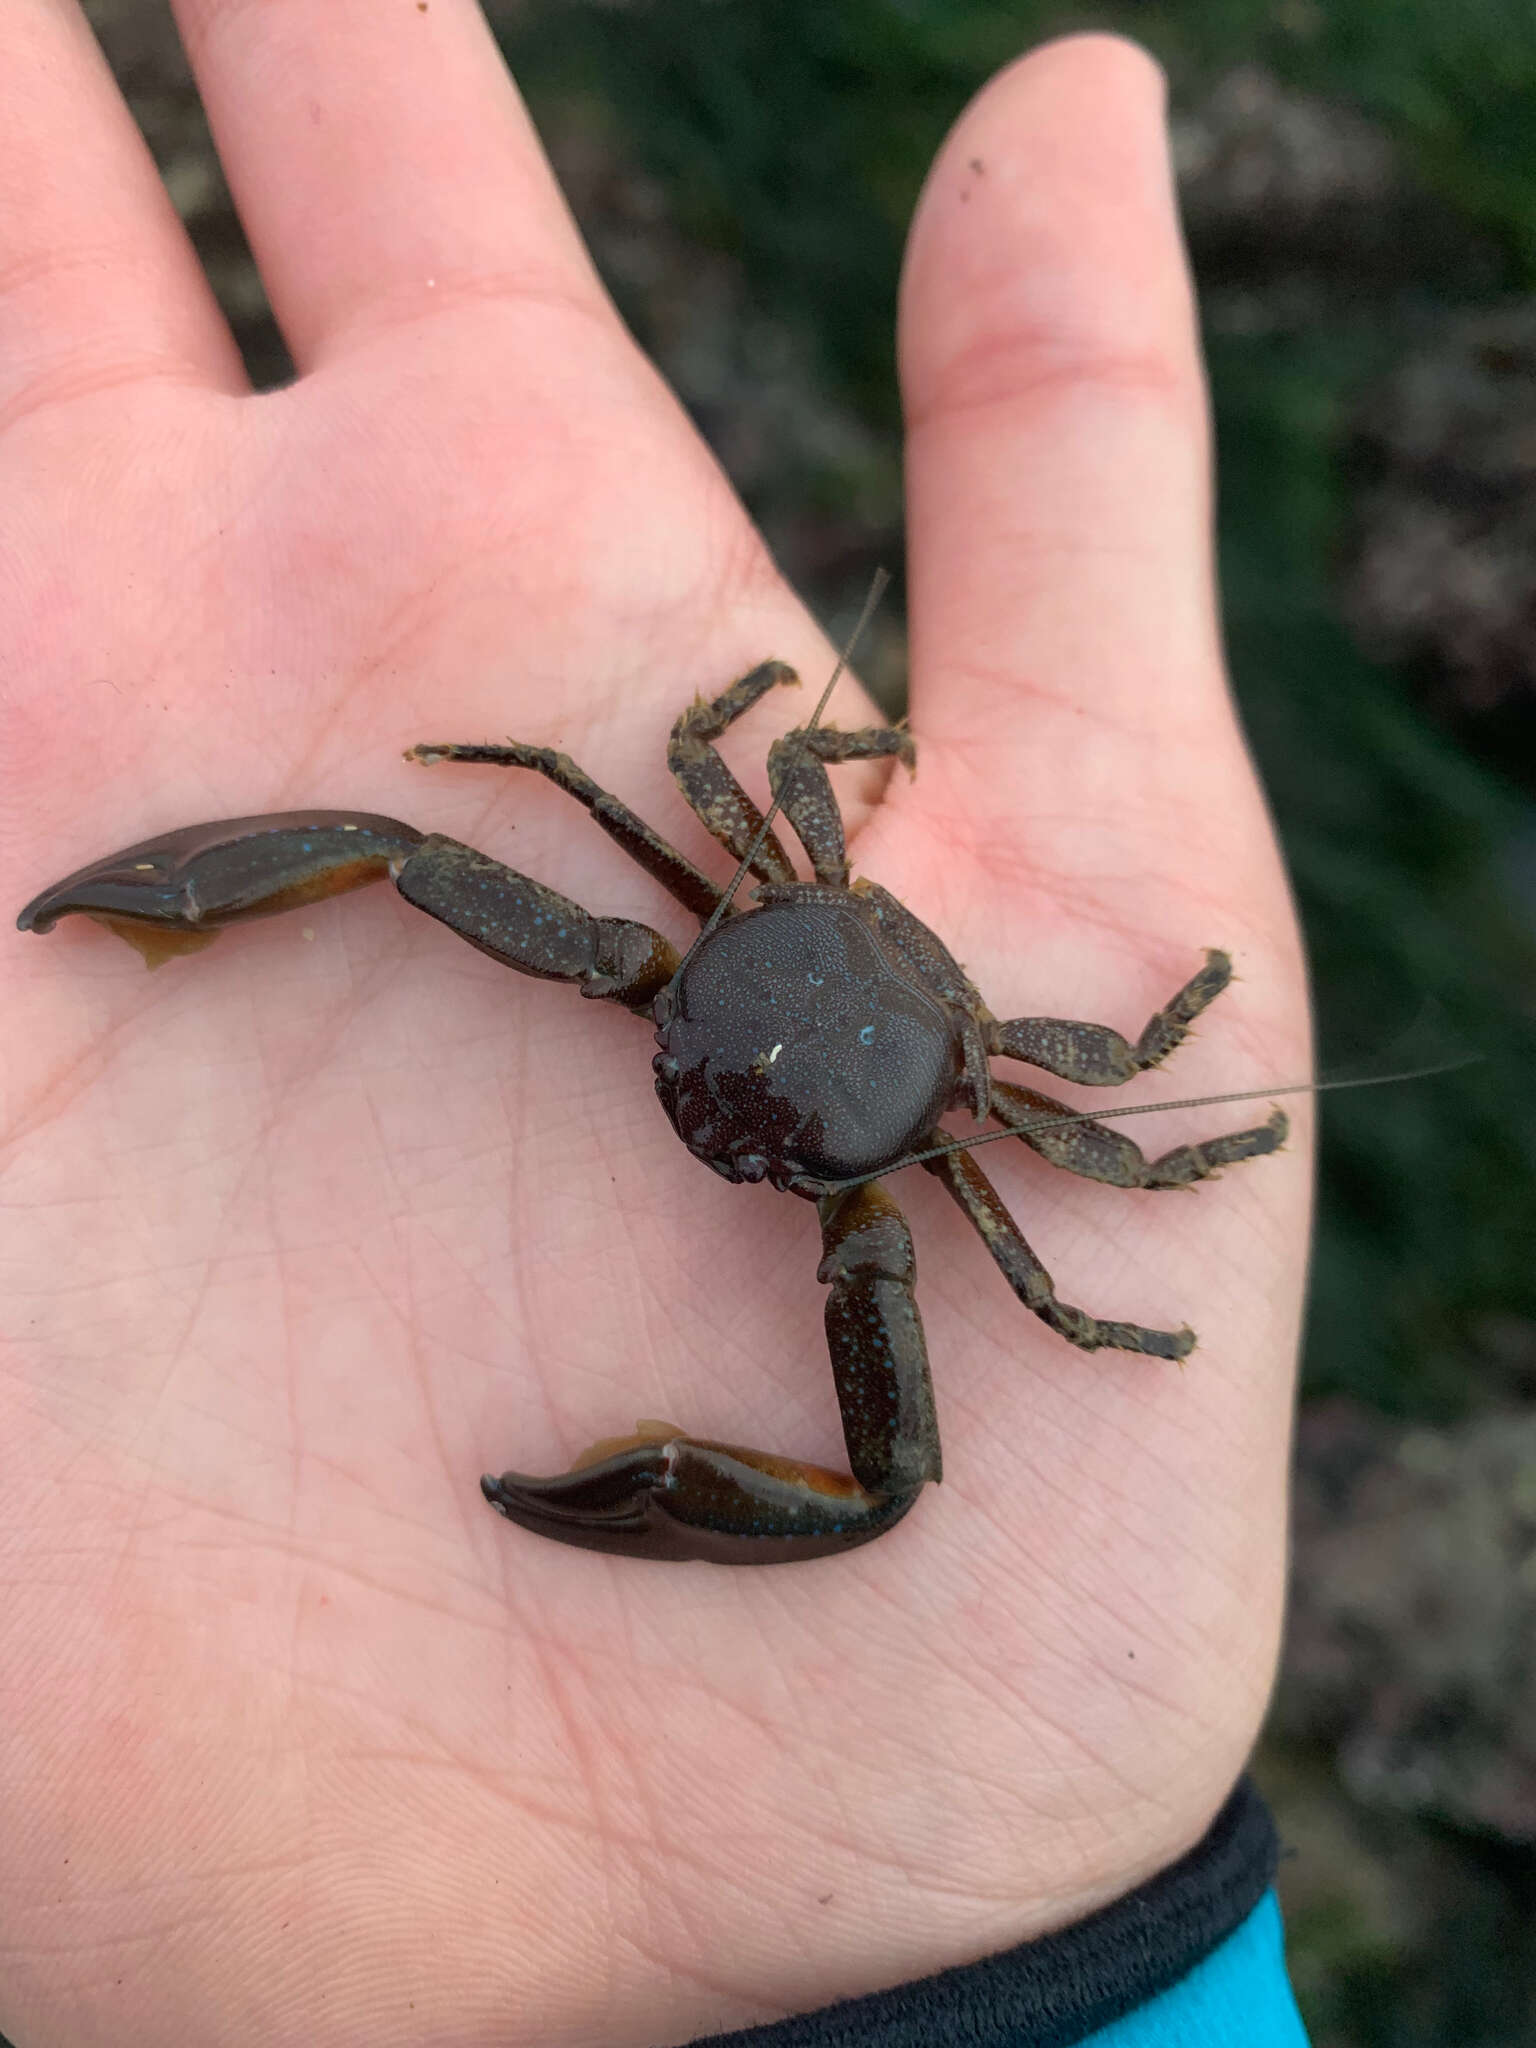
[{"xmin": 1, "ymin": 11, "xmax": 1310, "ymax": 2045}]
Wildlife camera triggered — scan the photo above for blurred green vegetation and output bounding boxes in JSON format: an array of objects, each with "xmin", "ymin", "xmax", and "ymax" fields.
[
  {"xmin": 505, "ymin": 0, "xmax": 1536, "ymax": 400},
  {"xmin": 1215, "ymin": 329, "xmax": 1534, "ymax": 1420},
  {"xmin": 504, "ymin": 0, "xmax": 1536, "ymax": 1426}
]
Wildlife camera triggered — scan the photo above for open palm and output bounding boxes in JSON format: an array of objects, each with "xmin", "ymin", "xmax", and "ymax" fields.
[{"xmin": 1, "ymin": 13, "xmax": 1310, "ymax": 2048}]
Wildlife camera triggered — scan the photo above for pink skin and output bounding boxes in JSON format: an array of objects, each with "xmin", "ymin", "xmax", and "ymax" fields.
[{"xmin": 0, "ymin": 11, "xmax": 1310, "ymax": 2048}]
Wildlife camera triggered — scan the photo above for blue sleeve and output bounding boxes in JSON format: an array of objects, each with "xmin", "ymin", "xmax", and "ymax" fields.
[{"xmin": 1077, "ymin": 1891, "xmax": 1308, "ymax": 2048}]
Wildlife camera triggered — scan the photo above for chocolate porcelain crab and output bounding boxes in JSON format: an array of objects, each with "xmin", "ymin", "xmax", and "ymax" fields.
[{"xmin": 17, "ymin": 656, "xmax": 1284, "ymax": 1565}]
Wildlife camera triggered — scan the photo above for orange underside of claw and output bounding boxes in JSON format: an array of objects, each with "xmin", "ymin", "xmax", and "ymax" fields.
[
  {"xmin": 85, "ymin": 855, "xmax": 396, "ymax": 968},
  {"xmin": 569, "ymin": 1419, "xmax": 688, "ymax": 1470},
  {"xmin": 88, "ymin": 914, "xmax": 223, "ymax": 968},
  {"xmin": 566, "ymin": 1421, "xmax": 868, "ymax": 1500}
]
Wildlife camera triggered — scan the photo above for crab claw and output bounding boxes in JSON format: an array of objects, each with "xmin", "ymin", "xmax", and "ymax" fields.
[
  {"xmin": 17, "ymin": 812, "xmax": 424, "ymax": 966},
  {"xmin": 481, "ymin": 1425, "xmax": 918, "ymax": 1565}
]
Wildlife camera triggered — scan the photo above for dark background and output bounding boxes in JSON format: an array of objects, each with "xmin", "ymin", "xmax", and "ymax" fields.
[{"xmin": 12, "ymin": 4, "xmax": 1536, "ymax": 2044}]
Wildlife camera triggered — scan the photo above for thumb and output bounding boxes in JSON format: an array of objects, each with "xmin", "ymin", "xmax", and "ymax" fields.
[{"xmin": 898, "ymin": 38, "xmax": 1232, "ymax": 878}]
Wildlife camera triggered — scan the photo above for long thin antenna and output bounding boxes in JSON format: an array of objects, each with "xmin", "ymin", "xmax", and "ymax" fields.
[
  {"xmin": 673, "ymin": 568, "xmax": 891, "ymax": 982},
  {"xmin": 821, "ymin": 1052, "xmax": 1481, "ymax": 1194}
]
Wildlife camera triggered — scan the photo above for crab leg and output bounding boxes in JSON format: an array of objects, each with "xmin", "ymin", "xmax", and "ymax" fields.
[
  {"xmin": 17, "ymin": 813, "xmax": 679, "ymax": 1010},
  {"xmin": 482, "ymin": 1181, "xmax": 941, "ymax": 1563},
  {"xmin": 667, "ymin": 659, "xmax": 803, "ymax": 885},
  {"xmin": 925, "ymin": 1145, "xmax": 1195, "ymax": 1360},
  {"xmin": 986, "ymin": 950, "xmax": 1233, "ymax": 1084},
  {"xmin": 405, "ymin": 740, "xmax": 722, "ymax": 921},
  {"xmin": 990, "ymin": 1079, "xmax": 1287, "ymax": 1190},
  {"xmin": 393, "ymin": 836, "xmax": 678, "ymax": 1010},
  {"xmin": 766, "ymin": 723, "xmax": 914, "ymax": 888}
]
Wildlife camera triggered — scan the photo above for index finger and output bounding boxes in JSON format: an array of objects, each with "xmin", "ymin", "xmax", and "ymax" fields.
[
  {"xmin": 0, "ymin": 0, "xmax": 242, "ymax": 432},
  {"xmin": 169, "ymin": 0, "xmax": 616, "ymax": 369}
]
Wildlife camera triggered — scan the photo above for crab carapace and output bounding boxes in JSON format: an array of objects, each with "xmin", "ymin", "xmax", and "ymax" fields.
[{"xmin": 17, "ymin": 660, "xmax": 1285, "ymax": 1563}]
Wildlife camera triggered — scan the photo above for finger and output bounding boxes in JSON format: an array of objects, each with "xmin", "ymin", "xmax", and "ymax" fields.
[
  {"xmin": 171, "ymin": 0, "xmax": 613, "ymax": 369},
  {"xmin": 899, "ymin": 37, "xmax": 1227, "ymax": 827},
  {"xmin": 0, "ymin": 0, "xmax": 244, "ymax": 429}
]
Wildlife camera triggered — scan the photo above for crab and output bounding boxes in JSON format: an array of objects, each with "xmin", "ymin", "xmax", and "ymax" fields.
[{"xmin": 17, "ymin": 660, "xmax": 1285, "ymax": 1564}]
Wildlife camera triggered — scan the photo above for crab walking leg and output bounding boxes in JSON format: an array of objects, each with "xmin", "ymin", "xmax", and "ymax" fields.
[
  {"xmin": 404, "ymin": 740, "xmax": 722, "ymax": 921},
  {"xmin": 667, "ymin": 660, "xmax": 803, "ymax": 885},
  {"xmin": 990, "ymin": 1079, "xmax": 1288, "ymax": 1191},
  {"xmin": 924, "ymin": 1146, "xmax": 1195, "ymax": 1361},
  {"xmin": 986, "ymin": 950, "xmax": 1234, "ymax": 1085},
  {"xmin": 18, "ymin": 813, "xmax": 681, "ymax": 1011},
  {"xmin": 481, "ymin": 1182, "xmax": 940, "ymax": 1563},
  {"xmin": 766, "ymin": 725, "xmax": 915, "ymax": 888}
]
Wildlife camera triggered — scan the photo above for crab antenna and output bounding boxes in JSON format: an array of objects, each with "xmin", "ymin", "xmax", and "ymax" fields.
[
  {"xmin": 673, "ymin": 567, "xmax": 892, "ymax": 981},
  {"xmin": 822, "ymin": 1052, "xmax": 1482, "ymax": 1194}
]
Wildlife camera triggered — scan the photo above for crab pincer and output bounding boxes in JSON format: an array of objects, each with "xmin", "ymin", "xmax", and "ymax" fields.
[
  {"xmin": 15, "ymin": 812, "xmax": 426, "ymax": 966},
  {"xmin": 482, "ymin": 1180, "xmax": 940, "ymax": 1562},
  {"xmin": 481, "ymin": 1430, "xmax": 917, "ymax": 1566}
]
